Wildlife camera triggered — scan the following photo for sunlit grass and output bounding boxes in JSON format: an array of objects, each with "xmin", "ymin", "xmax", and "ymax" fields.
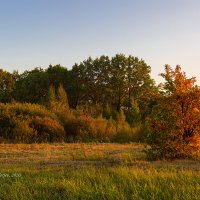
[{"xmin": 0, "ymin": 143, "xmax": 200, "ymax": 199}]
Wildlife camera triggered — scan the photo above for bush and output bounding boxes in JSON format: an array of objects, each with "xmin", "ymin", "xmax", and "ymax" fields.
[
  {"xmin": 0, "ymin": 107, "xmax": 15, "ymax": 140},
  {"xmin": 112, "ymin": 125, "xmax": 142, "ymax": 143},
  {"xmin": 65, "ymin": 115, "xmax": 117, "ymax": 142},
  {"xmin": 31, "ymin": 116, "xmax": 65, "ymax": 142},
  {"xmin": 0, "ymin": 102, "xmax": 143, "ymax": 143},
  {"xmin": 64, "ymin": 116, "xmax": 97, "ymax": 142},
  {"xmin": 0, "ymin": 102, "xmax": 57, "ymax": 120},
  {"xmin": 0, "ymin": 103, "xmax": 65, "ymax": 143},
  {"xmin": 112, "ymin": 109, "xmax": 142, "ymax": 143},
  {"xmin": 12, "ymin": 117, "xmax": 36, "ymax": 143},
  {"xmin": 0, "ymin": 112, "xmax": 36, "ymax": 143}
]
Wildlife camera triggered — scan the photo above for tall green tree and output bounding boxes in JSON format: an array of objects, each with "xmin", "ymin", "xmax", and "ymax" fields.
[
  {"xmin": 0, "ymin": 69, "xmax": 16, "ymax": 102},
  {"xmin": 69, "ymin": 56, "xmax": 110, "ymax": 108},
  {"xmin": 46, "ymin": 64, "xmax": 68, "ymax": 89},
  {"xmin": 110, "ymin": 54, "xmax": 127, "ymax": 112},
  {"xmin": 13, "ymin": 67, "xmax": 50, "ymax": 104},
  {"xmin": 68, "ymin": 54, "xmax": 156, "ymax": 119},
  {"xmin": 68, "ymin": 63, "xmax": 87, "ymax": 108}
]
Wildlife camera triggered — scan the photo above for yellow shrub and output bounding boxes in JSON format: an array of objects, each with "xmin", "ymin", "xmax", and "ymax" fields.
[{"xmin": 31, "ymin": 116, "xmax": 65, "ymax": 142}]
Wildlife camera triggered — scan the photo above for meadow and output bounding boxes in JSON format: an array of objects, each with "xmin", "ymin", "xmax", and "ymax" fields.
[{"xmin": 0, "ymin": 143, "xmax": 199, "ymax": 200}]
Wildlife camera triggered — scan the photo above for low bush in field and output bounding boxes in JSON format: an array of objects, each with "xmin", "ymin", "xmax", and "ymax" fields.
[
  {"xmin": 0, "ymin": 103, "xmax": 65, "ymax": 143},
  {"xmin": 0, "ymin": 102, "xmax": 142, "ymax": 143},
  {"xmin": 3, "ymin": 102, "xmax": 57, "ymax": 119},
  {"xmin": 113, "ymin": 124, "xmax": 142, "ymax": 143},
  {"xmin": 64, "ymin": 115, "xmax": 141, "ymax": 143},
  {"xmin": 64, "ymin": 116, "xmax": 117, "ymax": 142},
  {"xmin": 30, "ymin": 116, "xmax": 65, "ymax": 142}
]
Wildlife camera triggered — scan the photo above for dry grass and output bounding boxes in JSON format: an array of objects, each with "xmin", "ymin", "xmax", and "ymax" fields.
[
  {"xmin": 0, "ymin": 143, "xmax": 200, "ymax": 200},
  {"xmin": 0, "ymin": 143, "xmax": 144, "ymax": 166},
  {"xmin": 0, "ymin": 143, "xmax": 199, "ymax": 171}
]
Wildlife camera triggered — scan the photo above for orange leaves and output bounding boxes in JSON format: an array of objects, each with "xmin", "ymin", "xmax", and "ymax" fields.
[
  {"xmin": 174, "ymin": 65, "xmax": 196, "ymax": 94},
  {"xmin": 147, "ymin": 65, "xmax": 200, "ymax": 159}
]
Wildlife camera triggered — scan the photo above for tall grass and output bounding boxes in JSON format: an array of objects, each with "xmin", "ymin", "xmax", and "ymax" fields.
[
  {"xmin": 0, "ymin": 143, "xmax": 199, "ymax": 200},
  {"xmin": 0, "ymin": 167, "xmax": 199, "ymax": 200}
]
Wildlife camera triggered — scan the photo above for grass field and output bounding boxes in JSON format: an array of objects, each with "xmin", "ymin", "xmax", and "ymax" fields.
[{"xmin": 0, "ymin": 143, "xmax": 200, "ymax": 200}]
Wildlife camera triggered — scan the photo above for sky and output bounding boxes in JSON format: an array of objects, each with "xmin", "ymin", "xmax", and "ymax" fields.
[{"xmin": 0, "ymin": 0, "xmax": 200, "ymax": 84}]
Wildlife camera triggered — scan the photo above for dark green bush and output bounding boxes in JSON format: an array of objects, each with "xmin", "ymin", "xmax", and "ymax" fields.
[{"xmin": 0, "ymin": 108, "xmax": 15, "ymax": 141}]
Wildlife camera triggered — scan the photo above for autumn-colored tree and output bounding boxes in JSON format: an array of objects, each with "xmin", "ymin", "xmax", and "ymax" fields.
[{"xmin": 146, "ymin": 65, "xmax": 200, "ymax": 159}]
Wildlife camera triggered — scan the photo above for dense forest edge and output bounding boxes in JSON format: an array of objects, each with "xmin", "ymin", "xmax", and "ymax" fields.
[{"xmin": 0, "ymin": 53, "xmax": 200, "ymax": 160}]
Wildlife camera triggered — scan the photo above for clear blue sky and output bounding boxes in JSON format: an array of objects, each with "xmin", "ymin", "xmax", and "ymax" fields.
[{"xmin": 1, "ymin": 0, "xmax": 200, "ymax": 84}]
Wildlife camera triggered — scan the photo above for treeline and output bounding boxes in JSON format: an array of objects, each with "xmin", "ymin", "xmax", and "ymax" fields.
[
  {"xmin": 1, "ymin": 54, "xmax": 200, "ymax": 159},
  {"xmin": 0, "ymin": 54, "xmax": 156, "ymax": 143},
  {"xmin": 1, "ymin": 54, "xmax": 156, "ymax": 114}
]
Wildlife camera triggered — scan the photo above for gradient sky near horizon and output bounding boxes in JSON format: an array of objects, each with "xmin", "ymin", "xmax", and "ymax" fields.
[{"xmin": 0, "ymin": 0, "xmax": 200, "ymax": 84}]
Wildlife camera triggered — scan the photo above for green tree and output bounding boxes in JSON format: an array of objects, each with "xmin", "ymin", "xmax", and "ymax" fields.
[
  {"xmin": 110, "ymin": 54, "xmax": 156, "ymax": 114},
  {"xmin": 0, "ymin": 69, "xmax": 16, "ymax": 102},
  {"xmin": 68, "ymin": 63, "xmax": 87, "ymax": 108},
  {"xmin": 68, "ymin": 54, "xmax": 156, "ymax": 123},
  {"xmin": 110, "ymin": 54, "xmax": 127, "ymax": 111},
  {"xmin": 126, "ymin": 55, "xmax": 157, "ymax": 121},
  {"xmin": 13, "ymin": 68, "xmax": 50, "ymax": 104},
  {"xmin": 46, "ymin": 64, "xmax": 68, "ymax": 90},
  {"xmin": 124, "ymin": 98, "xmax": 141, "ymax": 127}
]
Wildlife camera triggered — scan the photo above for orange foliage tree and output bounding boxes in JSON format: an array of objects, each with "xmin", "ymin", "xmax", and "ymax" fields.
[{"xmin": 146, "ymin": 65, "xmax": 200, "ymax": 159}]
